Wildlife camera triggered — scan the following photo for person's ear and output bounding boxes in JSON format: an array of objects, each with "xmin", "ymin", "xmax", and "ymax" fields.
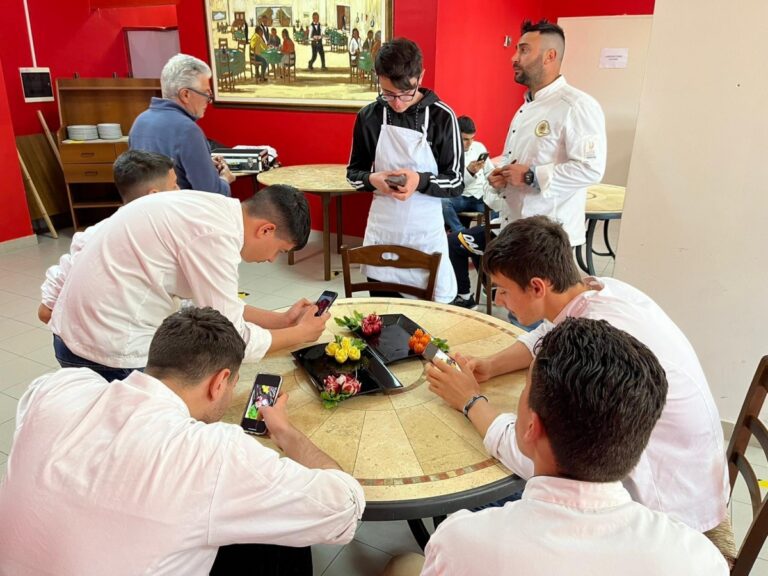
[
  {"xmin": 527, "ymin": 411, "xmax": 546, "ymax": 443},
  {"xmin": 255, "ymin": 222, "xmax": 277, "ymax": 238},
  {"xmin": 528, "ymin": 277, "xmax": 548, "ymax": 298},
  {"xmin": 207, "ymin": 368, "xmax": 233, "ymax": 402},
  {"xmin": 418, "ymin": 70, "xmax": 425, "ymax": 85}
]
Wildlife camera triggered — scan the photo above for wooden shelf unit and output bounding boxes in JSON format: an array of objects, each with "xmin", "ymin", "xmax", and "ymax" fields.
[{"xmin": 56, "ymin": 78, "xmax": 161, "ymax": 229}]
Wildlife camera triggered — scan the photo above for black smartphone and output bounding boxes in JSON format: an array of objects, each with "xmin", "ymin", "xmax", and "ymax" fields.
[
  {"xmin": 240, "ymin": 374, "xmax": 283, "ymax": 436},
  {"xmin": 315, "ymin": 290, "xmax": 338, "ymax": 316},
  {"xmin": 423, "ymin": 342, "xmax": 461, "ymax": 371},
  {"xmin": 476, "ymin": 152, "xmax": 489, "ymax": 163},
  {"xmin": 385, "ymin": 174, "xmax": 407, "ymax": 188}
]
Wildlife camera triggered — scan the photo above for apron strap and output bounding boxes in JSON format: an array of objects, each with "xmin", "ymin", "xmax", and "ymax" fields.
[{"xmin": 382, "ymin": 106, "xmax": 387, "ymax": 126}]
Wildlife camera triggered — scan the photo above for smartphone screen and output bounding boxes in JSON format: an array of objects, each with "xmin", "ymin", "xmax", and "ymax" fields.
[
  {"xmin": 241, "ymin": 374, "xmax": 282, "ymax": 435},
  {"xmin": 423, "ymin": 342, "xmax": 461, "ymax": 371},
  {"xmin": 315, "ymin": 290, "xmax": 338, "ymax": 316},
  {"xmin": 476, "ymin": 152, "xmax": 489, "ymax": 163}
]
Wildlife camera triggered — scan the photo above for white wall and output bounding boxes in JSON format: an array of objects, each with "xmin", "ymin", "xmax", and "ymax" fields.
[
  {"xmin": 559, "ymin": 16, "xmax": 652, "ymax": 186},
  {"xmin": 616, "ymin": 0, "xmax": 768, "ymax": 422}
]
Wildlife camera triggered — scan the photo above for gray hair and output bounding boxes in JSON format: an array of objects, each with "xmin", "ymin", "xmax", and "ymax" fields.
[{"xmin": 160, "ymin": 54, "xmax": 212, "ymax": 99}]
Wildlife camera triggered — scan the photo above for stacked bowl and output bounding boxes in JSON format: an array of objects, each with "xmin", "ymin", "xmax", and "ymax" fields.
[
  {"xmin": 66, "ymin": 125, "xmax": 99, "ymax": 141},
  {"xmin": 97, "ymin": 123, "xmax": 123, "ymax": 140}
]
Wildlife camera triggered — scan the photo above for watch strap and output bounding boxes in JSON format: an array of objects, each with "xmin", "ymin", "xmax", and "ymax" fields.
[{"xmin": 463, "ymin": 394, "xmax": 488, "ymax": 418}]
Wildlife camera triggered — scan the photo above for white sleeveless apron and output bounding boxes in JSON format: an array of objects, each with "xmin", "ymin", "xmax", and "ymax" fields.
[{"xmin": 362, "ymin": 106, "xmax": 457, "ymax": 303}]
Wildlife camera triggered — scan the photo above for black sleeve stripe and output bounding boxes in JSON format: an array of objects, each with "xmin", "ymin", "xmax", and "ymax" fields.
[{"xmin": 433, "ymin": 101, "xmax": 463, "ymax": 189}]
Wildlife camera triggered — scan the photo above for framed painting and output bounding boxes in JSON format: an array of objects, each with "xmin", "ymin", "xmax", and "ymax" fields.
[{"xmin": 205, "ymin": 0, "xmax": 393, "ymax": 110}]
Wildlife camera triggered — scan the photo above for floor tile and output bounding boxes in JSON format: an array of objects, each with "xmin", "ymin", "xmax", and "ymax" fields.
[
  {"xmin": 752, "ymin": 558, "xmax": 768, "ymax": 576},
  {"xmin": 353, "ymin": 521, "xmax": 423, "ymax": 556},
  {"xmin": 0, "ymin": 418, "xmax": 16, "ymax": 454},
  {"xmin": 0, "ymin": 327, "xmax": 52, "ymax": 356},
  {"xmin": 0, "ymin": 357, "xmax": 52, "ymax": 392},
  {"xmin": 0, "ymin": 393, "xmax": 18, "ymax": 424},
  {"xmin": 311, "ymin": 543, "xmax": 344, "ymax": 576},
  {"xmin": 0, "ymin": 452, "xmax": 7, "ymax": 481},
  {"xmin": 22, "ymin": 344, "xmax": 59, "ymax": 368},
  {"xmin": 1, "ymin": 380, "xmax": 32, "ymax": 401},
  {"xmin": 322, "ymin": 540, "xmax": 392, "ymax": 576},
  {"xmin": 0, "ymin": 318, "xmax": 36, "ymax": 341}
]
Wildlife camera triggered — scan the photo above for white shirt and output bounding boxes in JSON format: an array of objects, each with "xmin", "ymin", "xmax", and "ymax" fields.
[
  {"xmin": 486, "ymin": 277, "xmax": 728, "ymax": 532},
  {"xmin": 422, "ymin": 476, "xmax": 729, "ymax": 576},
  {"xmin": 461, "ymin": 141, "xmax": 493, "ymax": 200},
  {"xmin": 349, "ymin": 36, "xmax": 362, "ymax": 55},
  {"xmin": 49, "ymin": 191, "xmax": 271, "ymax": 368},
  {"xmin": 0, "ymin": 369, "xmax": 365, "ymax": 576},
  {"xmin": 497, "ymin": 76, "xmax": 606, "ymax": 245},
  {"xmin": 41, "ymin": 224, "xmax": 99, "ymax": 311}
]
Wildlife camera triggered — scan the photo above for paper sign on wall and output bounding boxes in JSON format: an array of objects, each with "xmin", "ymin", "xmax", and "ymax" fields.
[{"xmin": 599, "ymin": 48, "xmax": 629, "ymax": 69}]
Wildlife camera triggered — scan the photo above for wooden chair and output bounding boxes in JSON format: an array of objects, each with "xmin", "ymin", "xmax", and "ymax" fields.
[
  {"xmin": 340, "ymin": 244, "xmax": 442, "ymax": 300},
  {"xmin": 349, "ymin": 52, "xmax": 359, "ymax": 82},
  {"xmin": 282, "ymin": 52, "xmax": 296, "ymax": 83},
  {"xmin": 472, "ymin": 205, "xmax": 500, "ymax": 314},
  {"xmin": 727, "ymin": 356, "xmax": 768, "ymax": 576}
]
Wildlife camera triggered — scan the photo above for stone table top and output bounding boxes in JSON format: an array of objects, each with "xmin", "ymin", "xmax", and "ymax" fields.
[
  {"xmin": 586, "ymin": 183, "xmax": 626, "ymax": 214},
  {"xmin": 257, "ymin": 164, "xmax": 357, "ymax": 194},
  {"xmin": 223, "ymin": 298, "xmax": 527, "ymax": 514}
]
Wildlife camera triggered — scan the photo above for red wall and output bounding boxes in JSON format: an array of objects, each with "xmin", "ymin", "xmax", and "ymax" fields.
[
  {"xmin": 1, "ymin": 0, "xmax": 177, "ymax": 137},
  {"xmin": 0, "ymin": 62, "xmax": 33, "ymax": 243},
  {"xmin": 542, "ymin": 0, "xmax": 654, "ymax": 19}
]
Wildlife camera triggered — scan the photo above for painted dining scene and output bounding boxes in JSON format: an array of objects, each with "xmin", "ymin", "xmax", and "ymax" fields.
[{"xmin": 207, "ymin": 0, "xmax": 389, "ymax": 107}]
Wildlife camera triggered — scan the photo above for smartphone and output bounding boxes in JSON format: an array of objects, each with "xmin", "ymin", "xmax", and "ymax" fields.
[
  {"xmin": 240, "ymin": 374, "xmax": 283, "ymax": 436},
  {"xmin": 385, "ymin": 174, "xmax": 407, "ymax": 188},
  {"xmin": 423, "ymin": 342, "xmax": 461, "ymax": 371},
  {"xmin": 476, "ymin": 152, "xmax": 489, "ymax": 163},
  {"xmin": 315, "ymin": 290, "xmax": 338, "ymax": 316}
]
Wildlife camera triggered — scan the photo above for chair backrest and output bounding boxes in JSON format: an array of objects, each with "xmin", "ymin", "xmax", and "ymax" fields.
[
  {"xmin": 218, "ymin": 38, "xmax": 229, "ymax": 49},
  {"xmin": 340, "ymin": 244, "xmax": 441, "ymax": 300},
  {"xmin": 727, "ymin": 356, "xmax": 768, "ymax": 576}
]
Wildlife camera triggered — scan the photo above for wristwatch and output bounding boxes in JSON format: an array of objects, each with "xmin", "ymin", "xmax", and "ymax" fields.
[
  {"xmin": 524, "ymin": 168, "xmax": 535, "ymax": 186},
  {"xmin": 462, "ymin": 394, "xmax": 488, "ymax": 418}
]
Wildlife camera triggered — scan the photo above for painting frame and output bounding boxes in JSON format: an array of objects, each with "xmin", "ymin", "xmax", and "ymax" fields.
[{"xmin": 204, "ymin": 0, "xmax": 394, "ymax": 112}]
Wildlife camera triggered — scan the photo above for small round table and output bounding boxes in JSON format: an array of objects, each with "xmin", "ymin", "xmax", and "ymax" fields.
[
  {"xmin": 576, "ymin": 184, "xmax": 626, "ymax": 276},
  {"xmin": 223, "ymin": 298, "xmax": 527, "ymax": 545},
  {"xmin": 257, "ymin": 164, "xmax": 365, "ymax": 280}
]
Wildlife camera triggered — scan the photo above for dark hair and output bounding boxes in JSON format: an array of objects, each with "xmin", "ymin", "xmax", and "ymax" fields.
[
  {"xmin": 530, "ymin": 317, "xmax": 668, "ymax": 482},
  {"xmin": 375, "ymin": 38, "xmax": 423, "ymax": 90},
  {"xmin": 113, "ymin": 149, "xmax": 174, "ymax": 203},
  {"xmin": 457, "ymin": 115, "xmax": 476, "ymax": 135},
  {"xmin": 484, "ymin": 216, "xmax": 581, "ymax": 292},
  {"xmin": 146, "ymin": 307, "xmax": 245, "ymax": 384},
  {"xmin": 242, "ymin": 184, "xmax": 311, "ymax": 249},
  {"xmin": 520, "ymin": 19, "xmax": 565, "ymax": 43}
]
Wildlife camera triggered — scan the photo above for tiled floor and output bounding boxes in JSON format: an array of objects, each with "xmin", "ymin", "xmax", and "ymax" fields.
[{"xmin": 1, "ymin": 225, "xmax": 766, "ymax": 575}]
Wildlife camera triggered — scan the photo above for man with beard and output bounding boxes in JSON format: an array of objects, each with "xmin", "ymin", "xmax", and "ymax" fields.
[{"xmin": 448, "ymin": 19, "xmax": 606, "ymax": 310}]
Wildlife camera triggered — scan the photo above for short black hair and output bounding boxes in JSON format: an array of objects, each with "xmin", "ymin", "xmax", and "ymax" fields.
[
  {"xmin": 457, "ymin": 116, "xmax": 476, "ymax": 135},
  {"xmin": 520, "ymin": 19, "xmax": 565, "ymax": 43},
  {"xmin": 375, "ymin": 38, "xmax": 423, "ymax": 91},
  {"xmin": 242, "ymin": 184, "xmax": 311, "ymax": 250},
  {"xmin": 146, "ymin": 307, "xmax": 245, "ymax": 385},
  {"xmin": 530, "ymin": 317, "xmax": 668, "ymax": 482},
  {"xmin": 484, "ymin": 216, "xmax": 582, "ymax": 292},
  {"xmin": 113, "ymin": 149, "xmax": 174, "ymax": 203}
]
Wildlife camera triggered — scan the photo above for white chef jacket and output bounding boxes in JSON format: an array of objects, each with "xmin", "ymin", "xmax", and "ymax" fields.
[
  {"xmin": 497, "ymin": 75, "xmax": 606, "ymax": 246},
  {"xmin": 485, "ymin": 277, "xmax": 729, "ymax": 532},
  {"xmin": 41, "ymin": 223, "xmax": 100, "ymax": 311},
  {"xmin": 421, "ymin": 476, "xmax": 729, "ymax": 576},
  {"xmin": 49, "ymin": 191, "xmax": 271, "ymax": 368},
  {"xmin": 0, "ymin": 369, "xmax": 365, "ymax": 576},
  {"xmin": 461, "ymin": 141, "xmax": 493, "ymax": 200}
]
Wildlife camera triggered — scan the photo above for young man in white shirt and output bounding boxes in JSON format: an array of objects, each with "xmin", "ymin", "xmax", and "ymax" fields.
[
  {"xmin": 419, "ymin": 318, "xmax": 728, "ymax": 575},
  {"xmin": 37, "ymin": 149, "xmax": 179, "ymax": 325},
  {"xmin": 427, "ymin": 215, "xmax": 734, "ymax": 561},
  {"xmin": 46, "ymin": 185, "xmax": 328, "ymax": 381},
  {"xmin": 440, "ymin": 115, "xmax": 496, "ymax": 234},
  {"xmin": 0, "ymin": 306, "xmax": 364, "ymax": 575}
]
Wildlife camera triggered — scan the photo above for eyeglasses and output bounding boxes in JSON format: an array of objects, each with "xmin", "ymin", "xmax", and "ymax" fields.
[
  {"xmin": 182, "ymin": 87, "xmax": 214, "ymax": 103},
  {"xmin": 379, "ymin": 85, "xmax": 419, "ymax": 103}
]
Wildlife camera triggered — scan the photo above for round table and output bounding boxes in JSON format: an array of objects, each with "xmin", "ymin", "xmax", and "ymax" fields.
[
  {"xmin": 223, "ymin": 298, "xmax": 526, "ymax": 526},
  {"xmin": 577, "ymin": 183, "xmax": 626, "ymax": 276},
  {"xmin": 257, "ymin": 164, "xmax": 364, "ymax": 280}
]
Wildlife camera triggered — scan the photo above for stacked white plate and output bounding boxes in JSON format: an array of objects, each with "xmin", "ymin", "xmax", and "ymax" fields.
[
  {"xmin": 97, "ymin": 123, "xmax": 123, "ymax": 140},
  {"xmin": 67, "ymin": 125, "xmax": 99, "ymax": 141}
]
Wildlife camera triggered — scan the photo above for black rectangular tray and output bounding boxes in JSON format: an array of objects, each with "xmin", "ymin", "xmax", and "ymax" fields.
[
  {"xmin": 354, "ymin": 314, "xmax": 424, "ymax": 365},
  {"xmin": 292, "ymin": 343, "xmax": 403, "ymax": 395}
]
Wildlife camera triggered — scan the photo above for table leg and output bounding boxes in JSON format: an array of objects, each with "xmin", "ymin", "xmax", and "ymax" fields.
[
  {"xmin": 585, "ymin": 219, "xmax": 598, "ymax": 276},
  {"xmin": 323, "ymin": 194, "xmax": 331, "ymax": 281},
  {"xmin": 407, "ymin": 519, "xmax": 432, "ymax": 550},
  {"xmin": 336, "ymin": 194, "xmax": 344, "ymax": 253},
  {"xmin": 591, "ymin": 219, "xmax": 616, "ymax": 258}
]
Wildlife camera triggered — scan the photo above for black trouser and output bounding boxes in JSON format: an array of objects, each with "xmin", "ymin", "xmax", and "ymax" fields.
[
  {"xmin": 448, "ymin": 225, "xmax": 488, "ymax": 295},
  {"xmin": 366, "ymin": 277, "xmax": 405, "ymax": 299},
  {"xmin": 210, "ymin": 544, "xmax": 312, "ymax": 576},
  {"xmin": 309, "ymin": 41, "xmax": 325, "ymax": 67}
]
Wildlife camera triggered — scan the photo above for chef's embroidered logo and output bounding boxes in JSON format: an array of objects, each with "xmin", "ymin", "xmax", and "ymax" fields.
[{"xmin": 535, "ymin": 120, "xmax": 550, "ymax": 137}]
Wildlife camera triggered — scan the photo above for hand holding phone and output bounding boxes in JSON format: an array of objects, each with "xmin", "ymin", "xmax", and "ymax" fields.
[
  {"xmin": 424, "ymin": 342, "xmax": 462, "ymax": 372},
  {"xmin": 315, "ymin": 290, "xmax": 338, "ymax": 317},
  {"xmin": 384, "ymin": 174, "xmax": 407, "ymax": 189},
  {"xmin": 476, "ymin": 152, "xmax": 489, "ymax": 163},
  {"xmin": 241, "ymin": 374, "xmax": 283, "ymax": 435}
]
